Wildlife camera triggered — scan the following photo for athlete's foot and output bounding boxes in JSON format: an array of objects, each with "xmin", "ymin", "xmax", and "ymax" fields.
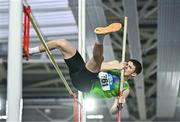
[{"xmin": 94, "ymin": 23, "xmax": 122, "ymax": 35}]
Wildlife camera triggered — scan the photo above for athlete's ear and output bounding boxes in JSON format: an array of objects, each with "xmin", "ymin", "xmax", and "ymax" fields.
[{"xmin": 131, "ymin": 72, "xmax": 137, "ymax": 77}]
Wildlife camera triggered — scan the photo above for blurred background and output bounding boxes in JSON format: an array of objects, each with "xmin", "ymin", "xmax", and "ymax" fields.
[{"xmin": 0, "ymin": 0, "xmax": 180, "ymax": 121}]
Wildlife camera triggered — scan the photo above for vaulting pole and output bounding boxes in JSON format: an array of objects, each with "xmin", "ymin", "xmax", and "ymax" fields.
[
  {"xmin": 78, "ymin": 0, "xmax": 86, "ymax": 121},
  {"xmin": 118, "ymin": 16, "xmax": 128, "ymax": 122},
  {"xmin": 7, "ymin": 0, "xmax": 23, "ymax": 121},
  {"xmin": 28, "ymin": 6, "xmax": 74, "ymax": 96}
]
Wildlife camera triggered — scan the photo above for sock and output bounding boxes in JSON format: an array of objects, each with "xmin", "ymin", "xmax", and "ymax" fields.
[
  {"xmin": 29, "ymin": 46, "xmax": 40, "ymax": 54},
  {"xmin": 96, "ymin": 34, "xmax": 105, "ymax": 44}
]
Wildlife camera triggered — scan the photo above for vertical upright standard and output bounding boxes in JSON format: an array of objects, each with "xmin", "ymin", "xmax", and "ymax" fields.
[
  {"xmin": 7, "ymin": 0, "xmax": 23, "ymax": 121},
  {"xmin": 78, "ymin": 0, "xmax": 86, "ymax": 122}
]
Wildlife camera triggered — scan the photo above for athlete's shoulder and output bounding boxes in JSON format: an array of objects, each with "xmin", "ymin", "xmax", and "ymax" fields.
[
  {"xmin": 123, "ymin": 81, "xmax": 130, "ymax": 89},
  {"xmin": 107, "ymin": 69, "xmax": 121, "ymax": 74}
]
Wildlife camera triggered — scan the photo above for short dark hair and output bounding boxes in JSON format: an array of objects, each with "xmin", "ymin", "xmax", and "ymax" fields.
[{"xmin": 128, "ymin": 59, "xmax": 142, "ymax": 74}]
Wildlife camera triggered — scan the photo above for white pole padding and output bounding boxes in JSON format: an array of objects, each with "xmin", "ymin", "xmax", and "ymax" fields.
[{"xmin": 7, "ymin": 0, "xmax": 23, "ymax": 121}]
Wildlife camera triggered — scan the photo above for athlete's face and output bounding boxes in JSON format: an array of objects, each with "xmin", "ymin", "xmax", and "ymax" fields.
[{"xmin": 124, "ymin": 61, "xmax": 137, "ymax": 77}]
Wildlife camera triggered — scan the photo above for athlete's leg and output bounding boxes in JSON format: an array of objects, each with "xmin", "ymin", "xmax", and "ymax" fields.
[
  {"xmin": 86, "ymin": 42, "xmax": 104, "ymax": 73},
  {"xmin": 86, "ymin": 23, "xmax": 122, "ymax": 73},
  {"xmin": 30, "ymin": 39, "xmax": 76, "ymax": 59}
]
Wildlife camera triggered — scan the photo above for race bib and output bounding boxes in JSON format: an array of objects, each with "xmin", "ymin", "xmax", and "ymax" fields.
[{"xmin": 98, "ymin": 72, "xmax": 114, "ymax": 91}]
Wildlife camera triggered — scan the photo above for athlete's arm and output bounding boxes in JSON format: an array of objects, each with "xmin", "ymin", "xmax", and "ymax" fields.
[
  {"xmin": 100, "ymin": 60, "xmax": 126, "ymax": 71},
  {"xmin": 110, "ymin": 89, "xmax": 130, "ymax": 114}
]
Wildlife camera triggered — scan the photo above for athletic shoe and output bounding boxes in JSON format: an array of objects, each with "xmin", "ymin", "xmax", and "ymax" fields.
[{"xmin": 94, "ymin": 23, "xmax": 122, "ymax": 34}]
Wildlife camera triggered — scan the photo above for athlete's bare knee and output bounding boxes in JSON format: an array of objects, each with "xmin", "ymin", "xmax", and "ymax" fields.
[{"xmin": 55, "ymin": 39, "xmax": 70, "ymax": 48}]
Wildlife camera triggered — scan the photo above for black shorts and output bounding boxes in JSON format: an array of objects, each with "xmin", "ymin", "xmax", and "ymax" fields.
[{"xmin": 64, "ymin": 51, "xmax": 98, "ymax": 92}]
